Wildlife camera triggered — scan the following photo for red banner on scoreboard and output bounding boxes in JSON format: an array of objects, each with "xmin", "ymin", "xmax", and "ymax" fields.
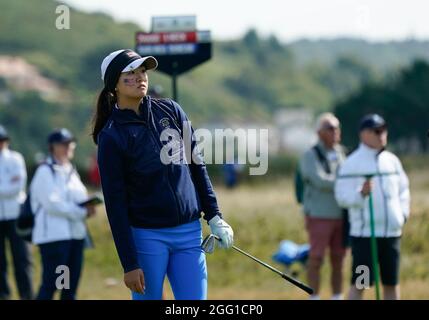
[{"xmin": 136, "ymin": 31, "xmax": 198, "ymax": 45}]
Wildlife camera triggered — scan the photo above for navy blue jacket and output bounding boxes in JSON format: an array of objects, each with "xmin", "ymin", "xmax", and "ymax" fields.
[{"xmin": 97, "ymin": 96, "xmax": 221, "ymax": 273}]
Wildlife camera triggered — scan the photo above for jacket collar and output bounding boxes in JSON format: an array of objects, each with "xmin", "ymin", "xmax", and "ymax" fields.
[
  {"xmin": 316, "ymin": 141, "xmax": 327, "ymax": 153},
  {"xmin": 111, "ymin": 96, "xmax": 150, "ymax": 125},
  {"xmin": 0, "ymin": 147, "xmax": 11, "ymax": 158},
  {"xmin": 46, "ymin": 155, "xmax": 73, "ymax": 172},
  {"xmin": 358, "ymin": 143, "xmax": 385, "ymax": 157},
  {"xmin": 317, "ymin": 140, "xmax": 340, "ymax": 154}
]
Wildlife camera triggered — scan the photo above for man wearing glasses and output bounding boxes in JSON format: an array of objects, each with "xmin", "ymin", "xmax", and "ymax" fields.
[
  {"xmin": 335, "ymin": 114, "xmax": 410, "ymax": 300},
  {"xmin": 298, "ymin": 113, "xmax": 347, "ymax": 300}
]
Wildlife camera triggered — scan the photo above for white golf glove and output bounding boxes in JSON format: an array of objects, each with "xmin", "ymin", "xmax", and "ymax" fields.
[{"xmin": 208, "ymin": 215, "xmax": 234, "ymax": 249}]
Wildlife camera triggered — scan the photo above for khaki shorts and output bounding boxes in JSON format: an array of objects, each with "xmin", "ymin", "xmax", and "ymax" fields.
[{"xmin": 305, "ymin": 216, "xmax": 346, "ymax": 259}]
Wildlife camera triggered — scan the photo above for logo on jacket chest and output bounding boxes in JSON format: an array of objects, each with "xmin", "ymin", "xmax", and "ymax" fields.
[{"xmin": 159, "ymin": 117, "xmax": 171, "ymax": 129}]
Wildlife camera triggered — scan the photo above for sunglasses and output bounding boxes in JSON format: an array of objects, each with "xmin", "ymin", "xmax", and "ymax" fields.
[
  {"xmin": 322, "ymin": 124, "xmax": 340, "ymax": 131},
  {"xmin": 373, "ymin": 127, "xmax": 387, "ymax": 135}
]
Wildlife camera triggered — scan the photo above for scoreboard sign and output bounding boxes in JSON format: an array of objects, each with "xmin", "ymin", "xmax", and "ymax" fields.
[{"xmin": 135, "ymin": 30, "xmax": 212, "ymax": 76}]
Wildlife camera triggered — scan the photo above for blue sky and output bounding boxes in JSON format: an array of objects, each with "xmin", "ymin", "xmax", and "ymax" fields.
[{"xmin": 63, "ymin": 0, "xmax": 429, "ymax": 42}]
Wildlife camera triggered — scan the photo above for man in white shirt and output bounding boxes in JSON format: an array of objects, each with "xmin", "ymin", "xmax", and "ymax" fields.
[
  {"xmin": 335, "ymin": 114, "xmax": 410, "ymax": 300},
  {"xmin": 0, "ymin": 125, "xmax": 33, "ymax": 299}
]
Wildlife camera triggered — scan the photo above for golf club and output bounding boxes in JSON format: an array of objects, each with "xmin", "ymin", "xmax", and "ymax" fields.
[{"xmin": 202, "ymin": 234, "xmax": 314, "ymax": 295}]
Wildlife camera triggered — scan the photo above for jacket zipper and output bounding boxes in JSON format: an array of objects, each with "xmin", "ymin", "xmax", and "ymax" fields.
[
  {"xmin": 147, "ymin": 106, "xmax": 181, "ymax": 225},
  {"xmin": 43, "ymin": 207, "xmax": 48, "ymax": 237},
  {"xmin": 43, "ymin": 159, "xmax": 55, "ymax": 238},
  {"xmin": 360, "ymin": 208, "xmax": 365, "ymax": 237},
  {"xmin": 66, "ymin": 176, "xmax": 73, "ymax": 238},
  {"xmin": 375, "ymin": 153, "xmax": 389, "ymax": 237}
]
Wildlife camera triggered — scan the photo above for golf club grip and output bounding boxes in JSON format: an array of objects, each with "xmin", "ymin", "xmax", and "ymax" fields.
[{"xmin": 281, "ymin": 274, "xmax": 314, "ymax": 295}]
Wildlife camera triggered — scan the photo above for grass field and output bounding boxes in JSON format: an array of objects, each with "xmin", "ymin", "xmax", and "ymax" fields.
[{"xmin": 5, "ymin": 167, "xmax": 429, "ymax": 300}]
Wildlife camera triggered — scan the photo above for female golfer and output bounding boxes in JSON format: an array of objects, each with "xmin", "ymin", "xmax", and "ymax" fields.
[
  {"xmin": 93, "ymin": 49, "xmax": 234, "ymax": 300},
  {"xmin": 31, "ymin": 128, "xmax": 97, "ymax": 299}
]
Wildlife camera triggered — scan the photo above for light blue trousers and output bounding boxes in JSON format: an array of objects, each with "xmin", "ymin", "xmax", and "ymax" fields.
[{"xmin": 131, "ymin": 219, "xmax": 207, "ymax": 300}]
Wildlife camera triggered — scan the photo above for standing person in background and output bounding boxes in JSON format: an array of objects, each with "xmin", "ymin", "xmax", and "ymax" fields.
[
  {"xmin": 298, "ymin": 113, "xmax": 347, "ymax": 300},
  {"xmin": 30, "ymin": 128, "xmax": 97, "ymax": 300},
  {"xmin": 93, "ymin": 49, "xmax": 234, "ymax": 300},
  {"xmin": 148, "ymin": 85, "xmax": 164, "ymax": 99},
  {"xmin": 335, "ymin": 114, "xmax": 410, "ymax": 300},
  {"xmin": 88, "ymin": 154, "xmax": 101, "ymax": 188},
  {"xmin": 0, "ymin": 125, "xmax": 33, "ymax": 300}
]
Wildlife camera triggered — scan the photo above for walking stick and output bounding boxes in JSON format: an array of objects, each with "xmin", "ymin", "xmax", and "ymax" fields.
[{"xmin": 338, "ymin": 171, "xmax": 398, "ymax": 300}]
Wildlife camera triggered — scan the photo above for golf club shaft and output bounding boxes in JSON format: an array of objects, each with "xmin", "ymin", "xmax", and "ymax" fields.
[
  {"xmin": 338, "ymin": 172, "xmax": 398, "ymax": 179},
  {"xmin": 231, "ymin": 245, "xmax": 314, "ymax": 295},
  {"xmin": 368, "ymin": 190, "xmax": 381, "ymax": 300},
  {"xmin": 212, "ymin": 235, "xmax": 314, "ymax": 295}
]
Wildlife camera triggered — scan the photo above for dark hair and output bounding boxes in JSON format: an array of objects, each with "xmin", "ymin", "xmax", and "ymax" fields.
[{"xmin": 91, "ymin": 87, "xmax": 116, "ymax": 144}]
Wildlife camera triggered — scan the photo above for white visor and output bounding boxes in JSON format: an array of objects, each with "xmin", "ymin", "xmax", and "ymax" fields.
[{"xmin": 122, "ymin": 56, "xmax": 158, "ymax": 73}]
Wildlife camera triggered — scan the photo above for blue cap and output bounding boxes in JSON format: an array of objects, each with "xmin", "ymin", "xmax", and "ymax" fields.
[
  {"xmin": 359, "ymin": 114, "xmax": 386, "ymax": 131},
  {"xmin": 0, "ymin": 125, "xmax": 9, "ymax": 141},
  {"xmin": 47, "ymin": 128, "xmax": 76, "ymax": 144}
]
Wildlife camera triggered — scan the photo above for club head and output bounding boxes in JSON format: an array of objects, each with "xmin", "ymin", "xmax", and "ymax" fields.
[{"xmin": 202, "ymin": 234, "xmax": 217, "ymax": 254}]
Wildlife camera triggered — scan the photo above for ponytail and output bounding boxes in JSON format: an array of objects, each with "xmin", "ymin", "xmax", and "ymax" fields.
[{"xmin": 91, "ymin": 87, "xmax": 116, "ymax": 144}]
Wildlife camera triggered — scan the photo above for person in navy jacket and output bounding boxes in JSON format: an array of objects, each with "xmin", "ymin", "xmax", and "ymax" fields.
[{"xmin": 92, "ymin": 49, "xmax": 234, "ymax": 300}]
